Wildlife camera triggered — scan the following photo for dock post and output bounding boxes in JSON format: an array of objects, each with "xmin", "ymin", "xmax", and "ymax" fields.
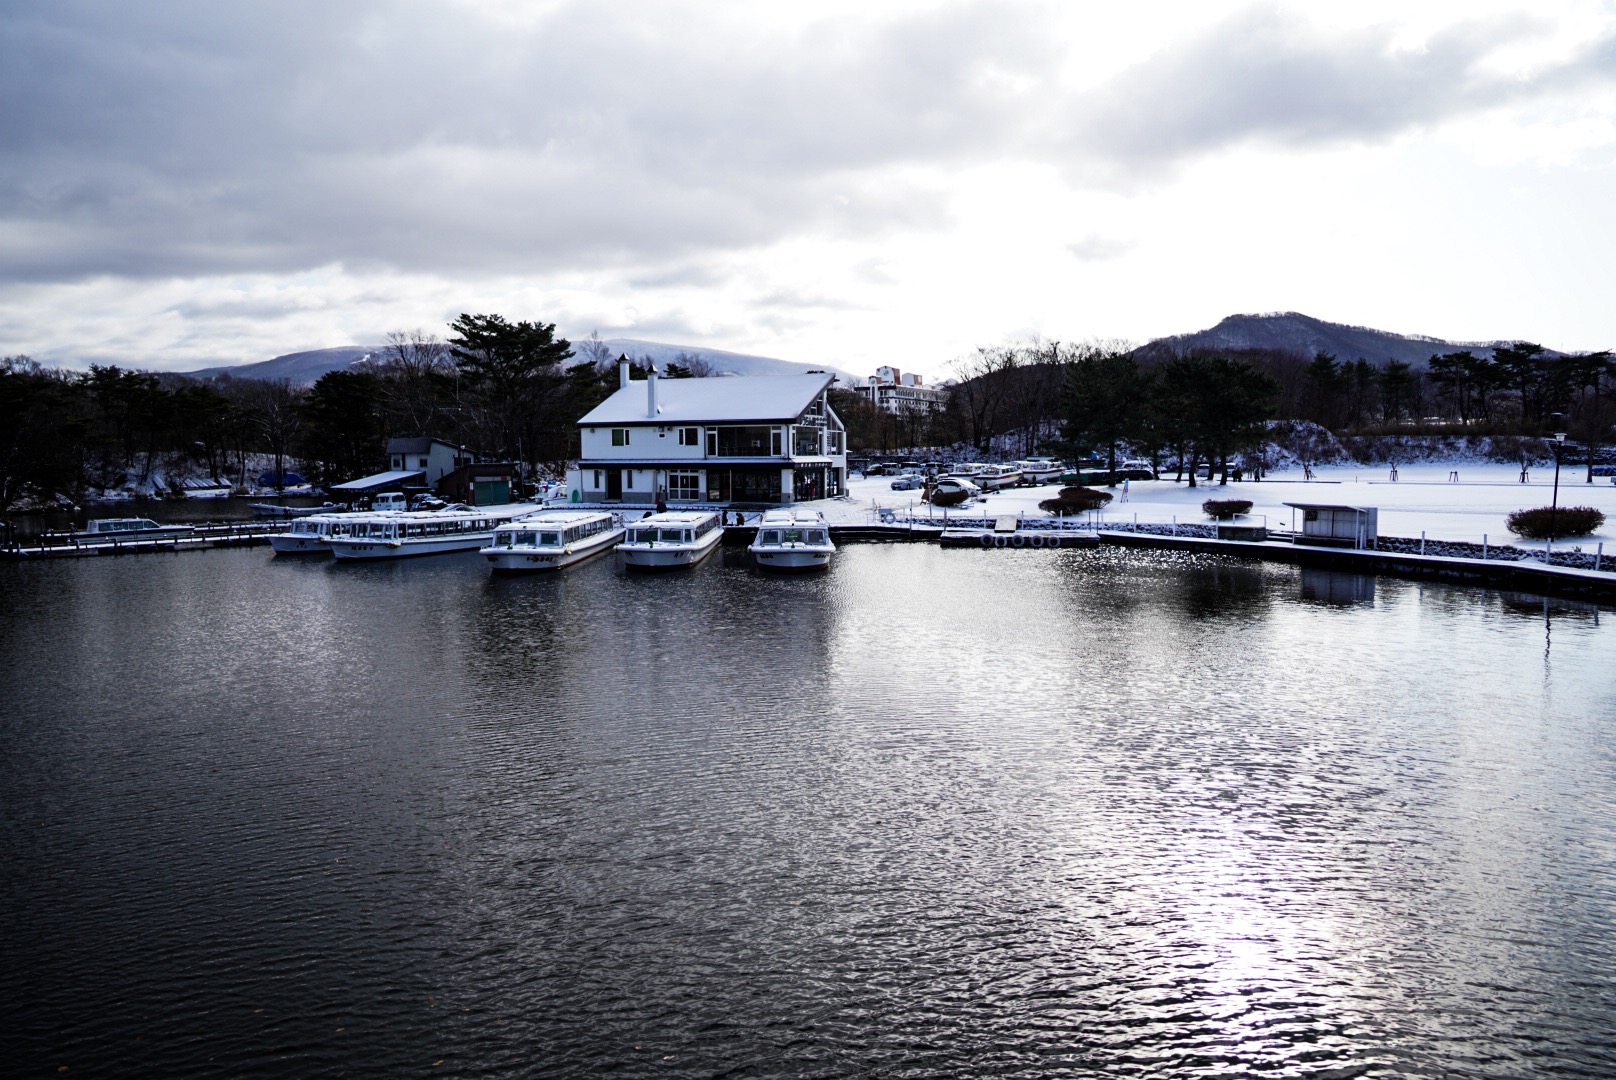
[
  {"xmin": 1482, "ymin": 534, "xmax": 1488, "ymax": 560},
  {"xmin": 1420, "ymin": 531, "xmax": 1426, "ymax": 556},
  {"xmin": 1598, "ymin": 542, "xmax": 1603, "ymax": 572},
  {"xmin": 1172, "ymin": 515, "xmax": 1177, "ymax": 536}
]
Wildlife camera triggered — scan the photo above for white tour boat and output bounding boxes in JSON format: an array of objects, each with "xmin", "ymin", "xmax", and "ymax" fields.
[
  {"xmin": 480, "ymin": 509, "xmax": 624, "ymax": 573},
  {"xmin": 617, "ymin": 510, "xmax": 725, "ymax": 571},
  {"xmin": 323, "ymin": 503, "xmax": 542, "ymax": 561},
  {"xmin": 974, "ymin": 464, "xmax": 1024, "ymax": 490},
  {"xmin": 268, "ymin": 510, "xmax": 367, "ymax": 554},
  {"xmin": 748, "ymin": 508, "xmax": 835, "ymax": 571}
]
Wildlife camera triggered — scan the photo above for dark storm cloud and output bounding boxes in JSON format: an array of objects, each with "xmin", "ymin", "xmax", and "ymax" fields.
[
  {"xmin": 2, "ymin": 1, "xmax": 1613, "ymax": 287},
  {"xmin": 0, "ymin": 1, "xmax": 1044, "ymax": 283}
]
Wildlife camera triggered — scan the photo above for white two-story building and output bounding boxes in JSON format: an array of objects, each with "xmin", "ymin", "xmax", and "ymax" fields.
[{"xmin": 569, "ymin": 358, "xmax": 847, "ymax": 505}]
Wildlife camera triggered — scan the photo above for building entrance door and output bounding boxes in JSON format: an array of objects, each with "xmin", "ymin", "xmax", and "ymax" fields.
[{"xmin": 606, "ymin": 469, "xmax": 623, "ymax": 500}]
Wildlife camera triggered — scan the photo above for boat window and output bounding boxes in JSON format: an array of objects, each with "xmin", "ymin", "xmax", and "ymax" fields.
[
  {"xmin": 540, "ymin": 532, "xmax": 560, "ymax": 546},
  {"xmin": 806, "ymin": 531, "xmax": 826, "ymax": 544},
  {"xmin": 759, "ymin": 530, "xmax": 780, "ymax": 545},
  {"xmin": 783, "ymin": 529, "xmax": 802, "ymax": 544},
  {"xmin": 514, "ymin": 531, "xmax": 537, "ymax": 546},
  {"xmin": 628, "ymin": 529, "xmax": 651, "ymax": 544},
  {"xmin": 658, "ymin": 528, "xmax": 685, "ymax": 542}
]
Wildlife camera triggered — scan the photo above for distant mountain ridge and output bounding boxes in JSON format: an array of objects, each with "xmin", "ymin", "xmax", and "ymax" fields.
[
  {"xmin": 1137, "ymin": 312, "xmax": 1566, "ymax": 366},
  {"xmin": 183, "ymin": 339, "xmax": 858, "ymax": 386}
]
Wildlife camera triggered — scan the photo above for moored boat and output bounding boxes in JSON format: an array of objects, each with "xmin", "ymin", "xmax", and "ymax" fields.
[
  {"xmin": 748, "ymin": 508, "xmax": 835, "ymax": 571},
  {"xmin": 480, "ymin": 509, "xmax": 624, "ymax": 573},
  {"xmin": 69, "ymin": 517, "xmax": 194, "ymax": 542},
  {"xmin": 617, "ymin": 510, "xmax": 724, "ymax": 570},
  {"xmin": 323, "ymin": 503, "xmax": 543, "ymax": 560},
  {"xmin": 269, "ymin": 511, "xmax": 363, "ymax": 554}
]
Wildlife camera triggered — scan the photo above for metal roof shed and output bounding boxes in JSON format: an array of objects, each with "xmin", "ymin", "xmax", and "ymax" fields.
[
  {"xmin": 1284, "ymin": 502, "xmax": 1378, "ymax": 550},
  {"xmin": 330, "ymin": 469, "xmax": 425, "ymax": 493}
]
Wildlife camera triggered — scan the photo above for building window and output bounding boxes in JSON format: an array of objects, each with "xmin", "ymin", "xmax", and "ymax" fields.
[
  {"xmin": 678, "ymin": 427, "xmax": 699, "ymax": 446},
  {"xmin": 771, "ymin": 429, "xmax": 783, "ymax": 456},
  {"xmin": 668, "ymin": 471, "xmax": 701, "ymax": 500},
  {"xmin": 419, "ymin": 458, "xmax": 429, "ymax": 468},
  {"xmin": 612, "ymin": 428, "xmax": 630, "ymax": 447}
]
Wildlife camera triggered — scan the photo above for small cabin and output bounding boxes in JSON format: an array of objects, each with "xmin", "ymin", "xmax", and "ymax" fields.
[{"xmin": 1285, "ymin": 502, "xmax": 1377, "ymax": 549}]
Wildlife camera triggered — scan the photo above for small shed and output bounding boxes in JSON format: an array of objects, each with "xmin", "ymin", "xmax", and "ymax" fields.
[
  {"xmin": 437, "ymin": 462, "xmax": 519, "ymax": 506},
  {"xmin": 1285, "ymin": 502, "xmax": 1377, "ymax": 549}
]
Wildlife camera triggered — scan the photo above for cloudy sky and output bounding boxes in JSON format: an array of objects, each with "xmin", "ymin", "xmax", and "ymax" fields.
[{"xmin": 4, "ymin": 0, "xmax": 1616, "ymax": 377}]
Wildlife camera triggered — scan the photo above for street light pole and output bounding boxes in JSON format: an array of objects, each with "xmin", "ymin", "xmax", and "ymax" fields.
[{"xmin": 1550, "ymin": 430, "xmax": 1566, "ymax": 550}]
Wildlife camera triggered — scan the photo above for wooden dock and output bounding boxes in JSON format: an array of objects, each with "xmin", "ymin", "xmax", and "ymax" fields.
[{"xmin": 2, "ymin": 522, "xmax": 288, "ymax": 560}]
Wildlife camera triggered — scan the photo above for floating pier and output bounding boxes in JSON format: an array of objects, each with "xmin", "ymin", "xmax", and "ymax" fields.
[{"xmin": 1, "ymin": 522, "xmax": 288, "ymax": 560}]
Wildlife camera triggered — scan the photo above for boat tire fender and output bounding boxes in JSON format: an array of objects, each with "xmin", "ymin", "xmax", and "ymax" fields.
[
  {"xmin": 994, "ymin": 535, "xmax": 1008, "ymax": 548},
  {"xmin": 980, "ymin": 534, "xmax": 993, "ymax": 548},
  {"xmin": 1011, "ymin": 534, "xmax": 1026, "ymax": 547}
]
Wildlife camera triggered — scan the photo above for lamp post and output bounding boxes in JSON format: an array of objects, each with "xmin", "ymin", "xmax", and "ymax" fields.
[{"xmin": 1550, "ymin": 430, "xmax": 1566, "ymax": 549}]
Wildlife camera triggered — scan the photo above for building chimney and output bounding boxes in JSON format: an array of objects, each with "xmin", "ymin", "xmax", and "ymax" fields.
[
  {"xmin": 647, "ymin": 363, "xmax": 658, "ymax": 417},
  {"xmin": 618, "ymin": 353, "xmax": 631, "ymax": 389}
]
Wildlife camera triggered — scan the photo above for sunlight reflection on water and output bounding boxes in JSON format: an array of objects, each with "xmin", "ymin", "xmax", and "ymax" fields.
[{"xmin": 2, "ymin": 543, "xmax": 1613, "ymax": 1077}]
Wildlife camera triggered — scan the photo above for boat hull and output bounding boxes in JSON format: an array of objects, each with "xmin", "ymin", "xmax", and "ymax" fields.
[
  {"xmin": 619, "ymin": 534, "xmax": 723, "ymax": 570},
  {"xmin": 326, "ymin": 534, "xmax": 495, "ymax": 560},
  {"xmin": 269, "ymin": 534, "xmax": 333, "ymax": 555},
  {"xmin": 751, "ymin": 548, "xmax": 832, "ymax": 570},
  {"xmin": 482, "ymin": 531, "xmax": 623, "ymax": 573}
]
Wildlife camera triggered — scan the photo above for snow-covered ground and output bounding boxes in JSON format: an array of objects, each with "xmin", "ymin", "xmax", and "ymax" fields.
[{"xmin": 838, "ymin": 462, "xmax": 1616, "ymax": 550}]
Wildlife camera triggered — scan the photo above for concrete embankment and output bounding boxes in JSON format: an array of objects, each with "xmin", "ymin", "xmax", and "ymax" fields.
[{"xmin": 1097, "ymin": 531, "xmax": 1616, "ymax": 603}]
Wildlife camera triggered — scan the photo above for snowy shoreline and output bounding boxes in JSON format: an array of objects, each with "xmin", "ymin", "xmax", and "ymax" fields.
[{"xmin": 847, "ymin": 461, "xmax": 1616, "ymax": 552}]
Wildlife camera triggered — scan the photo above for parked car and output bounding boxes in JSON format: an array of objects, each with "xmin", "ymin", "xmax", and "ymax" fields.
[{"xmin": 889, "ymin": 474, "xmax": 926, "ymax": 490}]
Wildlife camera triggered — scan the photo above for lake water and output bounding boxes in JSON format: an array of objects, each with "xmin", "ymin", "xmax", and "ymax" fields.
[{"xmin": 2, "ymin": 542, "xmax": 1613, "ymax": 1078}]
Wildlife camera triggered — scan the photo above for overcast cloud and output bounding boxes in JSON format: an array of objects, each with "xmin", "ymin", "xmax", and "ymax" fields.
[{"xmin": 3, "ymin": 1, "xmax": 1615, "ymax": 370}]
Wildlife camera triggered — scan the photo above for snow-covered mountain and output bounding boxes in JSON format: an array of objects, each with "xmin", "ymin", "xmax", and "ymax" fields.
[
  {"xmin": 183, "ymin": 339, "xmax": 860, "ymax": 387},
  {"xmin": 1137, "ymin": 312, "xmax": 1564, "ymax": 366}
]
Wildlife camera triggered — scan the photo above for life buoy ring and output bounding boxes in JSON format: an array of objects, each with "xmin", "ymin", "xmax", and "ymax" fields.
[
  {"xmin": 1011, "ymin": 534, "xmax": 1026, "ymax": 547},
  {"xmin": 980, "ymin": 533, "xmax": 992, "ymax": 548}
]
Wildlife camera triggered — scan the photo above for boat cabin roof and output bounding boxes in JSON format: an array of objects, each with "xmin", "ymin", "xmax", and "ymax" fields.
[
  {"xmin": 634, "ymin": 510, "xmax": 718, "ymax": 526},
  {"xmin": 757, "ymin": 508, "xmax": 826, "ymax": 526},
  {"xmin": 494, "ymin": 510, "xmax": 615, "ymax": 530}
]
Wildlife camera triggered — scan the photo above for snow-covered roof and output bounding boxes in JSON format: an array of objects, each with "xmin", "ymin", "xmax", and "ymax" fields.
[
  {"xmin": 331, "ymin": 469, "xmax": 425, "ymax": 491},
  {"xmin": 579, "ymin": 372, "xmax": 835, "ymax": 426}
]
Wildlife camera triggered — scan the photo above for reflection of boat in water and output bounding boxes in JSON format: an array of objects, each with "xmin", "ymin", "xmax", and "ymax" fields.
[
  {"xmin": 938, "ymin": 515, "xmax": 1097, "ymax": 549},
  {"xmin": 748, "ymin": 508, "xmax": 834, "ymax": 571},
  {"xmin": 323, "ymin": 504, "xmax": 543, "ymax": 560},
  {"xmin": 69, "ymin": 517, "xmax": 194, "ymax": 542},
  {"xmin": 617, "ymin": 511, "xmax": 724, "ymax": 570},
  {"xmin": 481, "ymin": 510, "xmax": 624, "ymax": 573}
]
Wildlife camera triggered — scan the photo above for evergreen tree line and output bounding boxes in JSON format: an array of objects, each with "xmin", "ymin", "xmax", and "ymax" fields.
[
  {"xmin": 835, "ymin": 340, "xmax": 1615, "ymax": 484},
  {"xmin": 1, "ymin": 314, "xmax": 625, "ymax": 508}
]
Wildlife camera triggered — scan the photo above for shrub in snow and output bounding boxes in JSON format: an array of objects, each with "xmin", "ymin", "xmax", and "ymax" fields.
[
  {"xmin": 927, "ymin": 487, "xmax": 972, "ymax": 508},
  {"xmin": 1040, "ymin": 486, "xmax": 1112, "ymax": 515},
  {"xmin": 1506, "ymin": 506, "xmax": 1605, "ymax": 540},
  {"xmin": 1202, "ymin": 499, "xmax": 1253, "ymax": 519}
]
